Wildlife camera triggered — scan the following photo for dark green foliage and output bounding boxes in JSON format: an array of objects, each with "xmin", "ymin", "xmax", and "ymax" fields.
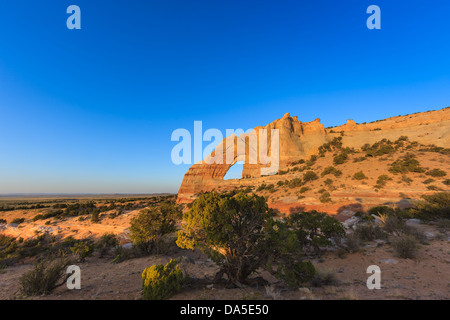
[
  {"xmin": 142, "ymin": 259, "xmax": 188, "ymax": 300},
  {"xmin": 333, "ymin": 153, "xmax": 348, "ymax": 165},
  {"xmin": 319, "ymin": 191, "xmax": 332, "ymax": 203},
  {"xmin": 423, "ymin": 178, "xmax": 435, "ymax": 184},
  {"xmin": 411, "ymin": 192, "xmax": 450, "ymax": 219},
  {"xmin": 96, "ymin": 233, "xmax": 119, "ymax": 258},
  {"xmin": 353, "ymin": 171, "xmax": 367, "ymax": 180},
  {"xmin": 130, "ymin": 202, "xmax": 182, "ymax": 253},
  {"xmin": 321, "ymin": 166, "xmax": 342, "ymax": 177},
  {"xmin": 376, "ymin": 174, "xmax": 392, "ymax": 187},
  {"xmin": 177, "ymin": 192, "xmax": 315, "ymax": 286},
  {"xmin": 425, "ymin": 169, "xmax": 447, "ymax": 177},
  {"xmin": 388, "ymin": 154, "xmax": 425, "ymax": 174},
  {"xmin": 310, "ymin": 270, "xmax": 339, "ymax": 287},
  {"xmin": 11, "ymin": 218, "xmax": 25, "ymax": 225},
  {"xmin": 364, "ymin": 139, "xmax": 395, "ymax": 157},
  {"xmin": 368, "ymin": 205, "xmax": 395, "ymax": 216},
  {"xmin": 286, "ymin": 210, "xmax": 345, "ymax": 255},
  {"xmin": 303, "ymin": 171, "xmax": 319, "ymax": 182},
  {"xmin": 318, "ymin": 137, "xmax": 343, "ymax": 155},
  {"xmin": 285, "ymin": 178, "xmax": 303, "ymax": 188},
  {"xmin": 70, "ymin": 240, "xmax": 94, "ymax": 262},
  {"xmin": 19, "ymin": 257, "xmax": 70, "ymax": 296},
  {"xmin": 354, "ymin": 223, "xmax": 386, "ymax": 241},
  {"xmin": 443, "ymin": 179, "xmax": 450, "ymax": 186},
  {"xmin": 299, "ymin": 187, "xmax": 310, "ymax": 194},
  {"xmin": 392, "ymin": 235, "xmax": 419, "ymax": 259}
]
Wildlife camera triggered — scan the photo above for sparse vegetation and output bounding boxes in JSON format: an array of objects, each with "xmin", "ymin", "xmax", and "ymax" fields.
[
  {"xmin": 130, "ymin": 202, "xmax": 182, "ymax": 253},
  {"xmin": 353, "ymin": 171, "xmax": 367, "ymax": 180},
  {"xmin": 19, "ymin": 256, "xmax": 71, "ymax": 296},
  {"xmin": 177, "ymin": 191, "xmax": 316, "ymax": 287},
  {"xmin": 142, "ymin": 259, "xmax": 188, "ymax": 300},
  {"xmin": 388, "ymin": 154, "xmax": 425, "ymax": 174}
]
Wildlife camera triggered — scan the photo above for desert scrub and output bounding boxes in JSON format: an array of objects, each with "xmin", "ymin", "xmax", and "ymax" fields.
[
  {"xmin": 333, "ymin": 152, "xmax": 348, "ymax": 165},
  {"xmin": 142, "ymin": 259, "xmax": 187, "ymax": 300},
  {"xmin": 353, "ymin": 171, "xmax": 367, "ymax": 180},
  {"xmin": 11, "ymin": 218, "xmax": 25, "ymax": 225},
  {"xmin": 303, "ymin": 171, "xmax": 319, "ymax": 182},
  {"xmin": 411, "ymin": 192, "xmax": 450, "ymax": 219},
  {"xmin": 19, "ymin": 257, "xmax": 70, "ymax": 296},
  {"xmin": 392, "ymin": 235, "xmax": 419, "ymax": 259},
  {"xmin": 376, "ymin": 174, "xmax": 392, "ymax": 187},
  {"xmin": 321, "ymin": 166, "xmax": 342, "ymax": 177},
  {"xmin": 70, "ymin": 240, "xmax": 94, "ymax": 262},
  {"xmin": 310, "ymin": 269, "xmax": 339, "ymax": 287},
  {"xmin": 286, "ymin": 210, "xmax": 345, "ymax": 256},
  {"xmin": 96, "ymin": 233, "xmax": 119, "ymax": 258},
  {"xmin": 130, "ymin": 202, "xmax": 182, "ymax": 253},
  {"xmin": 354, "ymin": 223, "xmax": 386, "ymax": 242},
  {"xmin": 319, "ymin": 191, "xmax": 332, "ymax": 203},
  {"xmin": 425, "ymin": 169, "xmax": 447, "ymax": 177},
  {"xmin": 177, "ymin": 191, "xmax": 316, "ymax": 287},
  {"xmin": 299, "ymin": 186, "xmax": 310, "ymax": 194},
  {"xmin": 388, "ymin": 154, "xmax": 425, "ymax": 174}
]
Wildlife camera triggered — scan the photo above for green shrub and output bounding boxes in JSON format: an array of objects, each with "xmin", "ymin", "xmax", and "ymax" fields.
[
  {"xmin": 354, "ymin": 223, "xmax": 386, "ymax": 241},
  {"xmin": 368, "ymin": 205, "xmax": 395, "ymax": 216},
  {"xmin": 303, "ymin": 171, "xmax": 319, "ymax": 182},
  {"xmin": 321, "ymin": 166, "xmax": 342, "ymax": 177},
  {"xmin": 376, "ymin": 174, "xmax": 392, "ymax": 187},
  {"xmin": 364, "ymin": 139, "xmax": 395, "ymax": 157},
  {"xmin": 333, "ymin": 153, "xmax": 348, "ymax": 165},
  {"xmin": 130, "ymin": 202, "xmax": 181, "ymax": 253},
  {"xmin": 70, "ymin": 241, "xmax": 94, "ymax": 262},
  {"xmin": 299, "ymin": 187, "xmax": 309, "ymax": 194},
  {"xmin": 388, "ymin": 154, "xmax": 425, "ymax": 174},
  {"xmin": 442, "ymin": 179, "xmax": 450, "ymax": 186},
  {"xmin": 411, "ymin": 192, "xmax": 450, "ymax": 219},
  {"xmin": 11, "ymin": 218, "xmax": 25, "ymax": 225},
  {"xmin": 310, "ymin": 270, "xmax": 339, "ymax": 287},
  {"xmin": 353, "ymin": 171, "xmax": 367, "ymax": 180},
  {"xmin": 177, "ymin": 191, "xmax": 315, "ymax": 286},
  {"xmin": 392, "ymin": 235, "xmax": 419, "ymax": 259},
  {"xmin": 425, "ymin": 169, "xmax": 447, "ymax": 177},
  {"xmin": 142, "ymin": 259, "xmax": 187, "ymax": 300},
  {"xmin": 319, "ymin": 191, "xmax": 332, "ymax": 203},
  {"xmin": 96, "ymin": 233, "xmax": 119, "ymax": 258},
  {"xmin": 286, "ymin": 210, "xmax": 345, "ymax": 255},
  {"xmin": 19, "ymin": 257, "xmax": 70, "ymax": 296},
  {"xmin": 287, "ymin": 178, "xmax": 303, "ymax": 188},
  {"xmin": 256, "ymin": 184, "xmax": 266, "ymax": 191}
]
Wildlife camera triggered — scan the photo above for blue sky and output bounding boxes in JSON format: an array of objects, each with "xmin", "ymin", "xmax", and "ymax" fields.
[{"xmin": 0, "ymin": 0, "xmax": 449, "ymax": 194}]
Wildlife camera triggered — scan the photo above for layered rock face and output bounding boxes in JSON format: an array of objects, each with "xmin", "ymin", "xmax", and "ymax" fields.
[{"xmin": 177, "ymin": 108, "xmax": 450, "ymax": 204}]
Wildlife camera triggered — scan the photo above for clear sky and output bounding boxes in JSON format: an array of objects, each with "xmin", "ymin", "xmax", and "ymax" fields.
[{"xmin": 0, "ymin": 0, "xmax": 449, "ymax": 194}]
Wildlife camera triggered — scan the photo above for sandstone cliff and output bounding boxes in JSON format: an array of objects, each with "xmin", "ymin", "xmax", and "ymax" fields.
[{"xmin": 177, "ymin": 107, "xmax": 450, "ymax": 205}]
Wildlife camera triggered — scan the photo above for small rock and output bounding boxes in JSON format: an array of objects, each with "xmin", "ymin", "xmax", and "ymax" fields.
[
  {"xmin": 298, "ymin": 287, "xmax": 311, "ymax": 294},
  {"xmin": 206, "ymin": 284, "xmax": 214, "ymax": 289},
  {"xmin": 379, "ymin": 259, "xmax": 398, "ymax": 264},
  {"xmin": 406, "ymin": 219, "xmax": 421, "ymax": 226}
]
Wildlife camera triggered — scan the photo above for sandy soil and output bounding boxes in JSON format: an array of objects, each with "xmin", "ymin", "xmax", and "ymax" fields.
[{"xmin": 1, "ymin": 221, "xmax": 448, "ymax": 301}]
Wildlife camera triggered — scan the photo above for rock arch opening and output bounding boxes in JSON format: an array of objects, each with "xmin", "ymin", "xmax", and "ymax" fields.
[{"xmin": 223, "ymin": 161, "xmax": 244, "ymax": 180}]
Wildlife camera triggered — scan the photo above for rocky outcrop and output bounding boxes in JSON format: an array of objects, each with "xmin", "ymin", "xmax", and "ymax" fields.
[{"xmin": 177, "ymin": 107, "xmax": 450, "ymax": 204}]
